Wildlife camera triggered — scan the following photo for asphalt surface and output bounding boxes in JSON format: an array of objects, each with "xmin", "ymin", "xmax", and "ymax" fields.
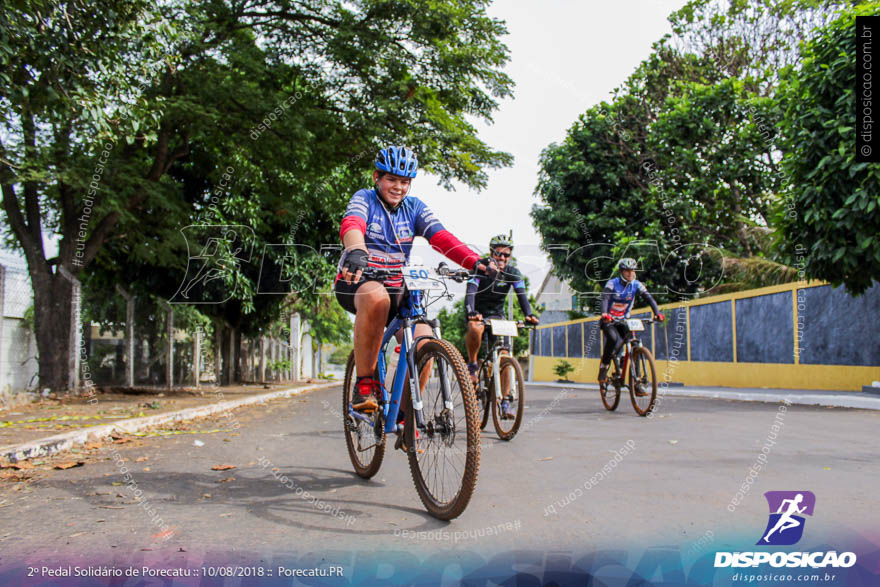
[{"xmin": 1, "ymin": 383, "xmax": 878, "ymax": 570}]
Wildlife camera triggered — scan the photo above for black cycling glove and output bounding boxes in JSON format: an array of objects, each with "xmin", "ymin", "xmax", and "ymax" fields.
[
  {"xmin": 342, "ymin": 249, "xmax": 368, "ymax": 276},
  {"xmin": 474, "ymin": 259, "xmax": 498, "ymax": 280}
]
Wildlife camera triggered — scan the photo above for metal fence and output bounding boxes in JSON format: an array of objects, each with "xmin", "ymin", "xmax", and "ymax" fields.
[{"xmin": 0, "ymin": 261, "xmax": 309, "ymax": 398}]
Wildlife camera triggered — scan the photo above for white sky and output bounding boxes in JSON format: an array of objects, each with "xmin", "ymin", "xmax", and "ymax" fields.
[{"xmin": 413, "ymin": 0, "xmax": 687, "ymax": 305}]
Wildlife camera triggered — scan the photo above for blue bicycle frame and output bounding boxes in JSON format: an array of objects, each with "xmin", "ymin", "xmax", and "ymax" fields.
[{"xmin": 347, "ymin": 288, "xmax": 450, "ymax": 435}]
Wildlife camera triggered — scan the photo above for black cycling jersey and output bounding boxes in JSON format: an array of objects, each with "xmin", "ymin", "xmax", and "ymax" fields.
[{"xmin": 465, "ymin": 257, "xmax": 531, "ymax": 317}]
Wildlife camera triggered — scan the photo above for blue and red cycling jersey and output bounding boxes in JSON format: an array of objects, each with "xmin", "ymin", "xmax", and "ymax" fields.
[
  {"xmin": 337, "ymin": 189, "xmax": 479, "ymax": 286},
  {"xmin": 601, "ymin": 277, "xmax": 660, "ymax": 318}
]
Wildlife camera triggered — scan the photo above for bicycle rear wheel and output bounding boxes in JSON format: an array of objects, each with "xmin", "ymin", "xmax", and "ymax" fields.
[
  {"xmin": 343, "ymin": 351, "xmax": 386, "ymax": 478},
  {"xmin": 629, "ymin": 346, "xmax": 657, "ymax": 416},
  {"xmin": 600, "ymin": 370, "xmax": 620, "ymax": 411},
  {"xmin": 405, "ymin": 339, "xmax": 480, "ymax": 520},
  {"xmin": 491, "ymin": 355, "xmax": 525, "ymax": 441},
  {"xmin": 476, "ymin": 360, "xmax": 492, "ymax": 431}
]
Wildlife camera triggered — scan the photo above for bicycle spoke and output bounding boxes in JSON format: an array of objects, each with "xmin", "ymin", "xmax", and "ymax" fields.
[{"xmin": 413, "ymin": 353, "xmax": 467, "ymax": 503}]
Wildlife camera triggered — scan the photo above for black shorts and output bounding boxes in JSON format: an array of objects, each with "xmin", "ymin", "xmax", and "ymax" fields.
[{"xmin": 334, "ymin": 277, "xmax": 407, "ymax": 327}]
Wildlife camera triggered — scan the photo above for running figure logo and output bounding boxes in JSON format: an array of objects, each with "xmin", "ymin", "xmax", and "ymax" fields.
[{"xmin": 758, "ymin": 491, "xmax": 816, "ymax": 546}]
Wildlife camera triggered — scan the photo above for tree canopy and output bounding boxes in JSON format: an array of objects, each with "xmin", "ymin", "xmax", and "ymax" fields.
[
  {"xmin": 531, "ymin": 0, "xmax": 872, "ymax": 303},
  {"xmin": 1, "ymin": 0, "xmax": 515, "ymax": 390}
]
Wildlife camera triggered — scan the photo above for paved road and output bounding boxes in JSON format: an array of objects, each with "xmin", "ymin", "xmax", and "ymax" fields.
[{"xmin": 1, "ymin": 383, "xmax": 878, "ymax": 571}]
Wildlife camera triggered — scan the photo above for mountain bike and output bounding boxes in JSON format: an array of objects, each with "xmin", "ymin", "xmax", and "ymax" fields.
[
  {"xmin": 472, "ymin": 318, "xmax": 533, "ymax": 440},
  {"xmin": 342, "ymin": 263, "xmax": 480, "ymax": 520},
  {"xmin": 599, "ymin": 317, "xmax": 658, "ymax": 416}
]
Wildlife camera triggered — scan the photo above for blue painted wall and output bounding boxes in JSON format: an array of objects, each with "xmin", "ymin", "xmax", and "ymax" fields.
[
  {"xmin": 689, "ymin": 301, "xmax": 734, "ymax": 362},
  {"xmin": 567, "ymin": 323, "xmax": 582, "ymax": 358},
  {"xmin": 736, "ymin": 292, "xmax": 794, "ymax": 364},
  {"xmin": 799, "ymin": 283, "xmax": 880, "ymax": 366},
  {"xmin": 654, "ymin": 307, "xmax": 688, "ymax": 360},
  {"xmin": 552, "ymin": 325, "xmax": 566, "ymax": 357}
]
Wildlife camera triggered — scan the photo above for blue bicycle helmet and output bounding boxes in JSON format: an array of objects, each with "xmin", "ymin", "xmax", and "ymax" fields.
[{"xmin": 375, "ymin": 146, "xmax": 418, "ymax": 178}]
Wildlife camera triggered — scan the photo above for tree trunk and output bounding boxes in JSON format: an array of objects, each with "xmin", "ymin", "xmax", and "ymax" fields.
[
  {"xmin": 30, "ymin": 271, "xmax": 75, "ymax": 392},
  {"xmin": 233, "ymin": 328, "xmax": 242, "ymax": 384}
]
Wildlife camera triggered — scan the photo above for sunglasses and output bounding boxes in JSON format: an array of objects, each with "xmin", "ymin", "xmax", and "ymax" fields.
[{"xmin": 491, "ymin": 250, "xmax": 511, "ymax": 258}]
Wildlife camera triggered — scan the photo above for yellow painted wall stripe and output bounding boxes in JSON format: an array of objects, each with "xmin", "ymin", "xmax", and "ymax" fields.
[
  {"xmin": 532, "ymin": 356, "xmax": 880, "ymax": 392},
  {"xmin": 792, "ymin": 289, "xmax": 800, "ymax": 366}
]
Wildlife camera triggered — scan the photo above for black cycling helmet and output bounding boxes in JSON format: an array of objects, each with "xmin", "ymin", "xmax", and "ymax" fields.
[{"xmin": 489, "ymin": 233, "xmax": 513, "ymax": 251}]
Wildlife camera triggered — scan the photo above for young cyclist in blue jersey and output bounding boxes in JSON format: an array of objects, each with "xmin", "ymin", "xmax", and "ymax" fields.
[
  {"xmin": 598, "ymin": 258, "xmax": 665, "ymax": 386},
  {"xmin": 335, "ymin": 146, "xmax": 496, "ymax": 412},
  {"xmin": 464, "ymin": 234, "xmax": 539, "ymax": 418}
]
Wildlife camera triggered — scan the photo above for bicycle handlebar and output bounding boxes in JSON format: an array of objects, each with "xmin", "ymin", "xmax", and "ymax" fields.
[{"xmin": 359, "ymin": 263, "xmax": 471, "ymax": 284}]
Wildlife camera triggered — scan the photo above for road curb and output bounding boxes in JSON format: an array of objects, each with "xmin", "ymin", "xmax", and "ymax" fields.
[
  {"xmin": 0, "ymin": 381, "xmax": 339, "ymax": 463},
  {"xmin": 529, "ymin": 381, "xmax": 880, "ymax": 411}
]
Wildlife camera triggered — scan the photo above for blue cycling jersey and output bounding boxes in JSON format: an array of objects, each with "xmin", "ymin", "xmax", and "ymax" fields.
[
  {"xmin": 337, "ymin": 189, "xmax": 446, "ymax": 286},
  {"xmin": 602, "ymin": 277, "xmax": 649, "ymax": 318}
]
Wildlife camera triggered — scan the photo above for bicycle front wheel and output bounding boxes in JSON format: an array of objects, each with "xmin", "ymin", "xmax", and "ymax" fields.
[
  {"xmin": 476, "ymin": 360, "xmax": 492, "ymax": 431},
  {"xmin": 629, "ymin": 346, "xmax": 657, "ymax": 416},
  {"xmin": 343, "ymin": 351, "xmax": 386, "ymax": 478},
  {"xmin": 491, "ymin": 355, "xmax": 525, "ymax": 441},
  {"xmin": 405, "ymin": 339, "xmax": 480, "ymax": 520}
]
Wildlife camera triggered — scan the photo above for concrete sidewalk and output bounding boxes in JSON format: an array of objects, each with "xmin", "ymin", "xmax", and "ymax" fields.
[
  {"xmin": 0, "ymin": 381, "xmax": 339, "ymax": 463},
  {"xmin": 529, "ymin": 381, "xmax": 880, "ymax": 410}
]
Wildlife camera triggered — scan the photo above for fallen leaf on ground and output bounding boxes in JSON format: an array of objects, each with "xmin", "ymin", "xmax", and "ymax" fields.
[
  {"xmin": 54, "ymin": 461, "xmax": 84, "ymax": 470},
  {"xmin": 111, "ymin": 482, "xmax": 123, "ymax": 486},
  {"xmin": 84, "ymin": 442, "xmax": 103, "ymax": 450},
  {"xmin": 153, "ymin": 527, "xmax": 175, "ymax": 540},
  {"xmin": 211, "ymin": 464, "xmax": 236, "ymax": 471},
  {"xmin": 216, "ymin": 477, "xmax": 235, "ymax": 483},
  {"xmin": 219, "ymin": 513, "xmax": 234, "ymax": 517},
  {"xmin": 538, "ymin": 457, "xmax": 554, "ymax": 461},
  {"xmin": 0, "ymin": 462, "xmax": 33, "ymax": 470},
  {"xmin": 142, "ymin": 467, "xmax": 151, "ymax": 472},
  {"xmin": 202, "ymin": 493, "xmax": 212, "ymax": 499},
  {"xmin": 112, "ymin": 438, "xmax": 131, "ymax": 444},
  {"xmin": 135, "ymin": 457, "xmax": 148, "ymax": 462}
]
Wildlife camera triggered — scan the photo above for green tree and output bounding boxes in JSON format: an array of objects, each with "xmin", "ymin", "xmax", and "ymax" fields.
[
  {"xmin": 1, "ymin": 0, "xmax": 514, "ymax": 391},
  {"xmin": 436, "ymin": 277, "xmax": 539, "ymax": 359},
  {"xmin": 532, "ymin": 1, "xmax": 853, "ymax": 301},
  {"xmin": 776, "ymin": 2, "xmax": 880, "ymax": 295}
]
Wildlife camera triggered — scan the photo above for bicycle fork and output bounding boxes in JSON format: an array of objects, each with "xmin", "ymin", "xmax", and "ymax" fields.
[
  {"xmin": 401, "ymin": 325, "xmax": 427, "ymax": 429},
  {"xmin": 491, "ymin": 345, "xmax": 517, "ymax": 402}
]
